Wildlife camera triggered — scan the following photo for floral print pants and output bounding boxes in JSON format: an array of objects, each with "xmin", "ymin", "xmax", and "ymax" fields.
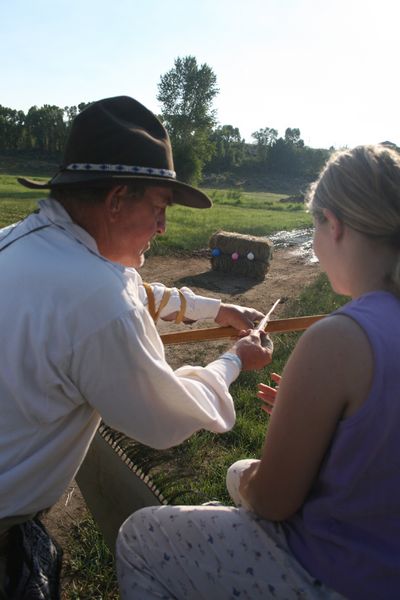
[{"xmin": 116, "ymin": 460, "xmax": 345, "ymax": 600}]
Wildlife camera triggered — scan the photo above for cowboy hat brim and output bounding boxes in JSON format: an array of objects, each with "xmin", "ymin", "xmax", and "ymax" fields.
[{"xmin": 17, "ymin": 172, "xmax": 212, "ymax": 209}]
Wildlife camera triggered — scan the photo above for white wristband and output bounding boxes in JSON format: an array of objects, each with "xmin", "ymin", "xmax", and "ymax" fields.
[{"xmin": 220, "ymin": 352, "xmax": 242, "ymax": 371}]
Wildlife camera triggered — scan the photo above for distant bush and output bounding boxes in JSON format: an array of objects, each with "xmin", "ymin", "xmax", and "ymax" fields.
[
  {"xmin": 209, "ymin": 190, "xmax": 225, "ymax": 203},
  {"xmin": 279, "ymin": 193, "xmax": 305, "ymax": 204},
  {"xmin": 226, "ymin": 189, "xmax": 243, "ymax": 202}
]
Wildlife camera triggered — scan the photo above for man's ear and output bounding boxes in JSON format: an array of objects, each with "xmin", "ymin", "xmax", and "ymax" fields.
[
  {"xmin": 322, "ymin": 208, "xmax": 344, "ymax": 241},
  {"xmin": 104, "ymin": 185, "xmax": 128, "ymax": 220}
]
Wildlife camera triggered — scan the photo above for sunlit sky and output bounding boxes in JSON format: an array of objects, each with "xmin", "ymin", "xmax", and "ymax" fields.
[{"xmin": 2, "ymin": 0, "xmax": 399, "ymax": 149}]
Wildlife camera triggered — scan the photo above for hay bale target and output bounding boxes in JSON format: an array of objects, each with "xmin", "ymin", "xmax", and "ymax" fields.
[{"xmin": 209, "ymin": 230, "xmax": 273, "ymax": 280}]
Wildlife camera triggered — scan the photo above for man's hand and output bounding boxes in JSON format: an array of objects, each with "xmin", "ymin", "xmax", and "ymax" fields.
[
  {"xmin": 215, "ymin": 303, "xmax": 264, "ymax": 330},
  {"xmin": 230, "ymin": 330, "xmax": 273, "ymax": 371}
]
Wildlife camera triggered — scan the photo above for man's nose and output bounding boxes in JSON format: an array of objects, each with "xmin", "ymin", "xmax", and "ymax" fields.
[{"xmin": 157, "ymin": 213, "xmax": 166, "ymax": 234}]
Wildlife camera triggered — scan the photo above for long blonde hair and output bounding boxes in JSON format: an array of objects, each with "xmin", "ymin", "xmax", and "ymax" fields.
[{"xmin": 307, "ymin": 144, "xmax": 400, "ymax": 290}]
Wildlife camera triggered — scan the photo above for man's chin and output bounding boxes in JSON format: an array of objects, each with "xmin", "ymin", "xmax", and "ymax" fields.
[
  {"xmin": 131, "ymin": 255, "xmax": 145, "ymax": 269},
  {"xmin": 134, "ymin": 245, "xmax": 150, "ymax": 269}
]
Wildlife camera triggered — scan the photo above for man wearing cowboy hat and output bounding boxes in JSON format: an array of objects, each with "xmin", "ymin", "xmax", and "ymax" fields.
[{"xmin": 0, "ymin": 96, "xmax": 272, "ymax": 597}]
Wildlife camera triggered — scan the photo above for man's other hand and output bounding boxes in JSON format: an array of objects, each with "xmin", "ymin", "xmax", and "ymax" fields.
[{"xmin": 215, "ymin": 303, "xmax": 264, "ymax": 330}]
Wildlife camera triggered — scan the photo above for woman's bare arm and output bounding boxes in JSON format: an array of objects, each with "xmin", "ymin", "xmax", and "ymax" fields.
[{"xmin": 240, "ymin": 314, "xmax": 373, "ymax": 521}]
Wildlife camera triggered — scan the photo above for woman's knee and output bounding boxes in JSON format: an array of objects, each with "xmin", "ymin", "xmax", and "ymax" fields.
[{"xmin": 226, "ymin": 458, "xmax": 259, "ymax": 506}]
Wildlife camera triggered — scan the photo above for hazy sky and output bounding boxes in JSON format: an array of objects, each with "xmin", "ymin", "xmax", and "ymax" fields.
[{"xmin": 1, "ymin": 0, "xmax": 399, "ymax": 149}]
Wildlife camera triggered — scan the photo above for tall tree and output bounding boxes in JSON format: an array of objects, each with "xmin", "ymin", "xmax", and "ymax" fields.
[
  {"xmin": 25, "ymin": 105, "xmax": 67, "ymax": 153},
  {"xmin": 251, "ymin": 127, "xmax": 278, "ymax": 147},
  {"xmin": 284, "ymin": 127, "xmax": 304, "ymax": 147},
  {"xmin": 0, "ymin": 106, "xmax": 25, "ymax": 150},
  {"xmin": 207, "ymin": 125, "xmax": 245, "ymax": 171},
  {"xmin": 251, "ymin": 127, "xmax": 278, "ymax": 162},
  {"xmin": 157, "ymin": 56, "xmax": 219, "ymax": 183}
]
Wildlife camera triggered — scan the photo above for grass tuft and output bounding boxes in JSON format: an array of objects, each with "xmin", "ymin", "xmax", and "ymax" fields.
[{"xmin": 63, "ymin": 516, "xmax": 118, "ymax": 599}]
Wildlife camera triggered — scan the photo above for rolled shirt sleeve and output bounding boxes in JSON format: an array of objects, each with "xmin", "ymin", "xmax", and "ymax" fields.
[
  {"xmin": 140, "ymin": 282, "xmax": 221, "ymax": 321},
  {"xmin": 69, "ymin": 307, "xmax": 238, "ymax": 449}
]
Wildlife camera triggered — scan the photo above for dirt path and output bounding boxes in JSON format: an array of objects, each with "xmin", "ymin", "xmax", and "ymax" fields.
[{"xmin": 42, "ymin": 247, "xmax": 321, "ymax": 591}]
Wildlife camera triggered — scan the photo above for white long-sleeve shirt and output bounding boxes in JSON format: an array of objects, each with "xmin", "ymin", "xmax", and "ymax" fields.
[{"xmin": 0, "ymin": 198, "xmax": 239, "ymax": 518}]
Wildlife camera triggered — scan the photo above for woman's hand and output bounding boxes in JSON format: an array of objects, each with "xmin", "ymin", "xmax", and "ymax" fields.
[{"xmin": 257, "ymin": 373, "xmax": 281, "ymax": 415}]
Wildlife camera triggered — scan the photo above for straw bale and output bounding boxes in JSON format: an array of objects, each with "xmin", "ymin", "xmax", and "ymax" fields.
[
  {"xmin": 209, "ymin": 230, "xmax": 273, "ymax": 280},
  {"xmin": 209, "ymin": 231, "xmax": 272, "ymax": 261}
]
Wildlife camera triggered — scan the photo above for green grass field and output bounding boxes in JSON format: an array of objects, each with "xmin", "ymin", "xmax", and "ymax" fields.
[
  {"xmin": 0, "ymin": 160, "xmax": 347, "ymax": 598},
  {"xmin": 155, "ymin": 188, "xmax": 312, "ymax": 253},
  {"xmin": 0, "ymin": 161, "xmax": 312, "ymax": 246}
]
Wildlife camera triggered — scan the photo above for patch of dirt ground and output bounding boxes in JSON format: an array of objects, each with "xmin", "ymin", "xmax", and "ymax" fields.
[{"xmin": 42, "ymin": 248, "xmax": 321, "ymax": 593}]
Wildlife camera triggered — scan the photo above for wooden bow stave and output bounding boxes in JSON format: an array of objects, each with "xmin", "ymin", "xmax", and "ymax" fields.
[{"xmin": 161, "ymin": 314, "xmax": 326, "ymax": 345}]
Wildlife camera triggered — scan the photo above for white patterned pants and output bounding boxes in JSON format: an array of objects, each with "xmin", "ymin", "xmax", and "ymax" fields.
[{"xmin": 116, "ymin": 460, "xmax": 345, "ymax": 599}]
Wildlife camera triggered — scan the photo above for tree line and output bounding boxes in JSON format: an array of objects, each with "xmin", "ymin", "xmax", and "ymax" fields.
[
  {"xmin": 0, "ymin": 103, "xmax": 91, "ymax": 155},
  {"xmin": 1, "ymin": 56, "xmax": 338, "ymax": 184}
]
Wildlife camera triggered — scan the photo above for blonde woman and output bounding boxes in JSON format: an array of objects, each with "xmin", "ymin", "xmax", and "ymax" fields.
[{"xmin": 117, "ymin": 144, "xmax": 400, "ymax": 600}]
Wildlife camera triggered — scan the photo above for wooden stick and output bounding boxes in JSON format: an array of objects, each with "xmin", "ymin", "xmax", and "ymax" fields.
[
  {"xmin": 161, "ymin": 314, "xmax": 326, "ymax": 345},
  {"xmin": 255, "ymin": 298, "xmax": 281, "ymax": 331}
]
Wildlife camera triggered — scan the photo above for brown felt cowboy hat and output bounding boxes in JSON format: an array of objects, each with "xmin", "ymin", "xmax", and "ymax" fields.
[{"xmin": 17, "ymin": 96, "xmax": 211, "ymax": 209}]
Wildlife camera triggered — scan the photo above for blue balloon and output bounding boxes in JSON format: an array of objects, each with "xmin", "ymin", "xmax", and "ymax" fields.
[{"xmin": 211, "ymin": 248, "xmax": 221, "ymax": 257}]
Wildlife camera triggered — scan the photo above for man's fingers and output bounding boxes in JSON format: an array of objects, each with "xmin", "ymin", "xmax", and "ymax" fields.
[
  {"xmin": 260, "ymin": 332, "xmax": 273, "ymax": 350},
  {"xmin": 244, "ymin": 316, "xmax": 257, "ymax": 328}
]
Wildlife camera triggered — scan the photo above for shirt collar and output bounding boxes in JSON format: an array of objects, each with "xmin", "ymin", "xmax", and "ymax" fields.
[
  {"xmin": 38, "ymin": 197, "xmax": 100, "ymax": 255},
  {"xmin": 38, "ymin": 198, "xmax": 135, "ymax": 276}
]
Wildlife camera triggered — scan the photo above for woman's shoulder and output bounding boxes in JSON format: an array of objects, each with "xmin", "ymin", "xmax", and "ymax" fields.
[
  {"xmin": 336, "ymin": 290, "xmax": 400, "ymax": 319},
  {"xmin": 297, "ymin": 313, "xmax": 373, "ymax": 417},
  {"xmin": 300, "ymin": 311, "xmax": 369, "ymax": 353}
]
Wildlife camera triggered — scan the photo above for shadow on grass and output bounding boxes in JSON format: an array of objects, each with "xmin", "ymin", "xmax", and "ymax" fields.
[
  {"xmin": 0, "ymin": 153, "xmax": 58, "ymax": 177},
  {"xmin": 177, "ymin": 269, "xmax": 262, "ymax": 293},
  {"xmin": 0, "ymin": 191, "xmax": 43, "ymax": 200}
]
